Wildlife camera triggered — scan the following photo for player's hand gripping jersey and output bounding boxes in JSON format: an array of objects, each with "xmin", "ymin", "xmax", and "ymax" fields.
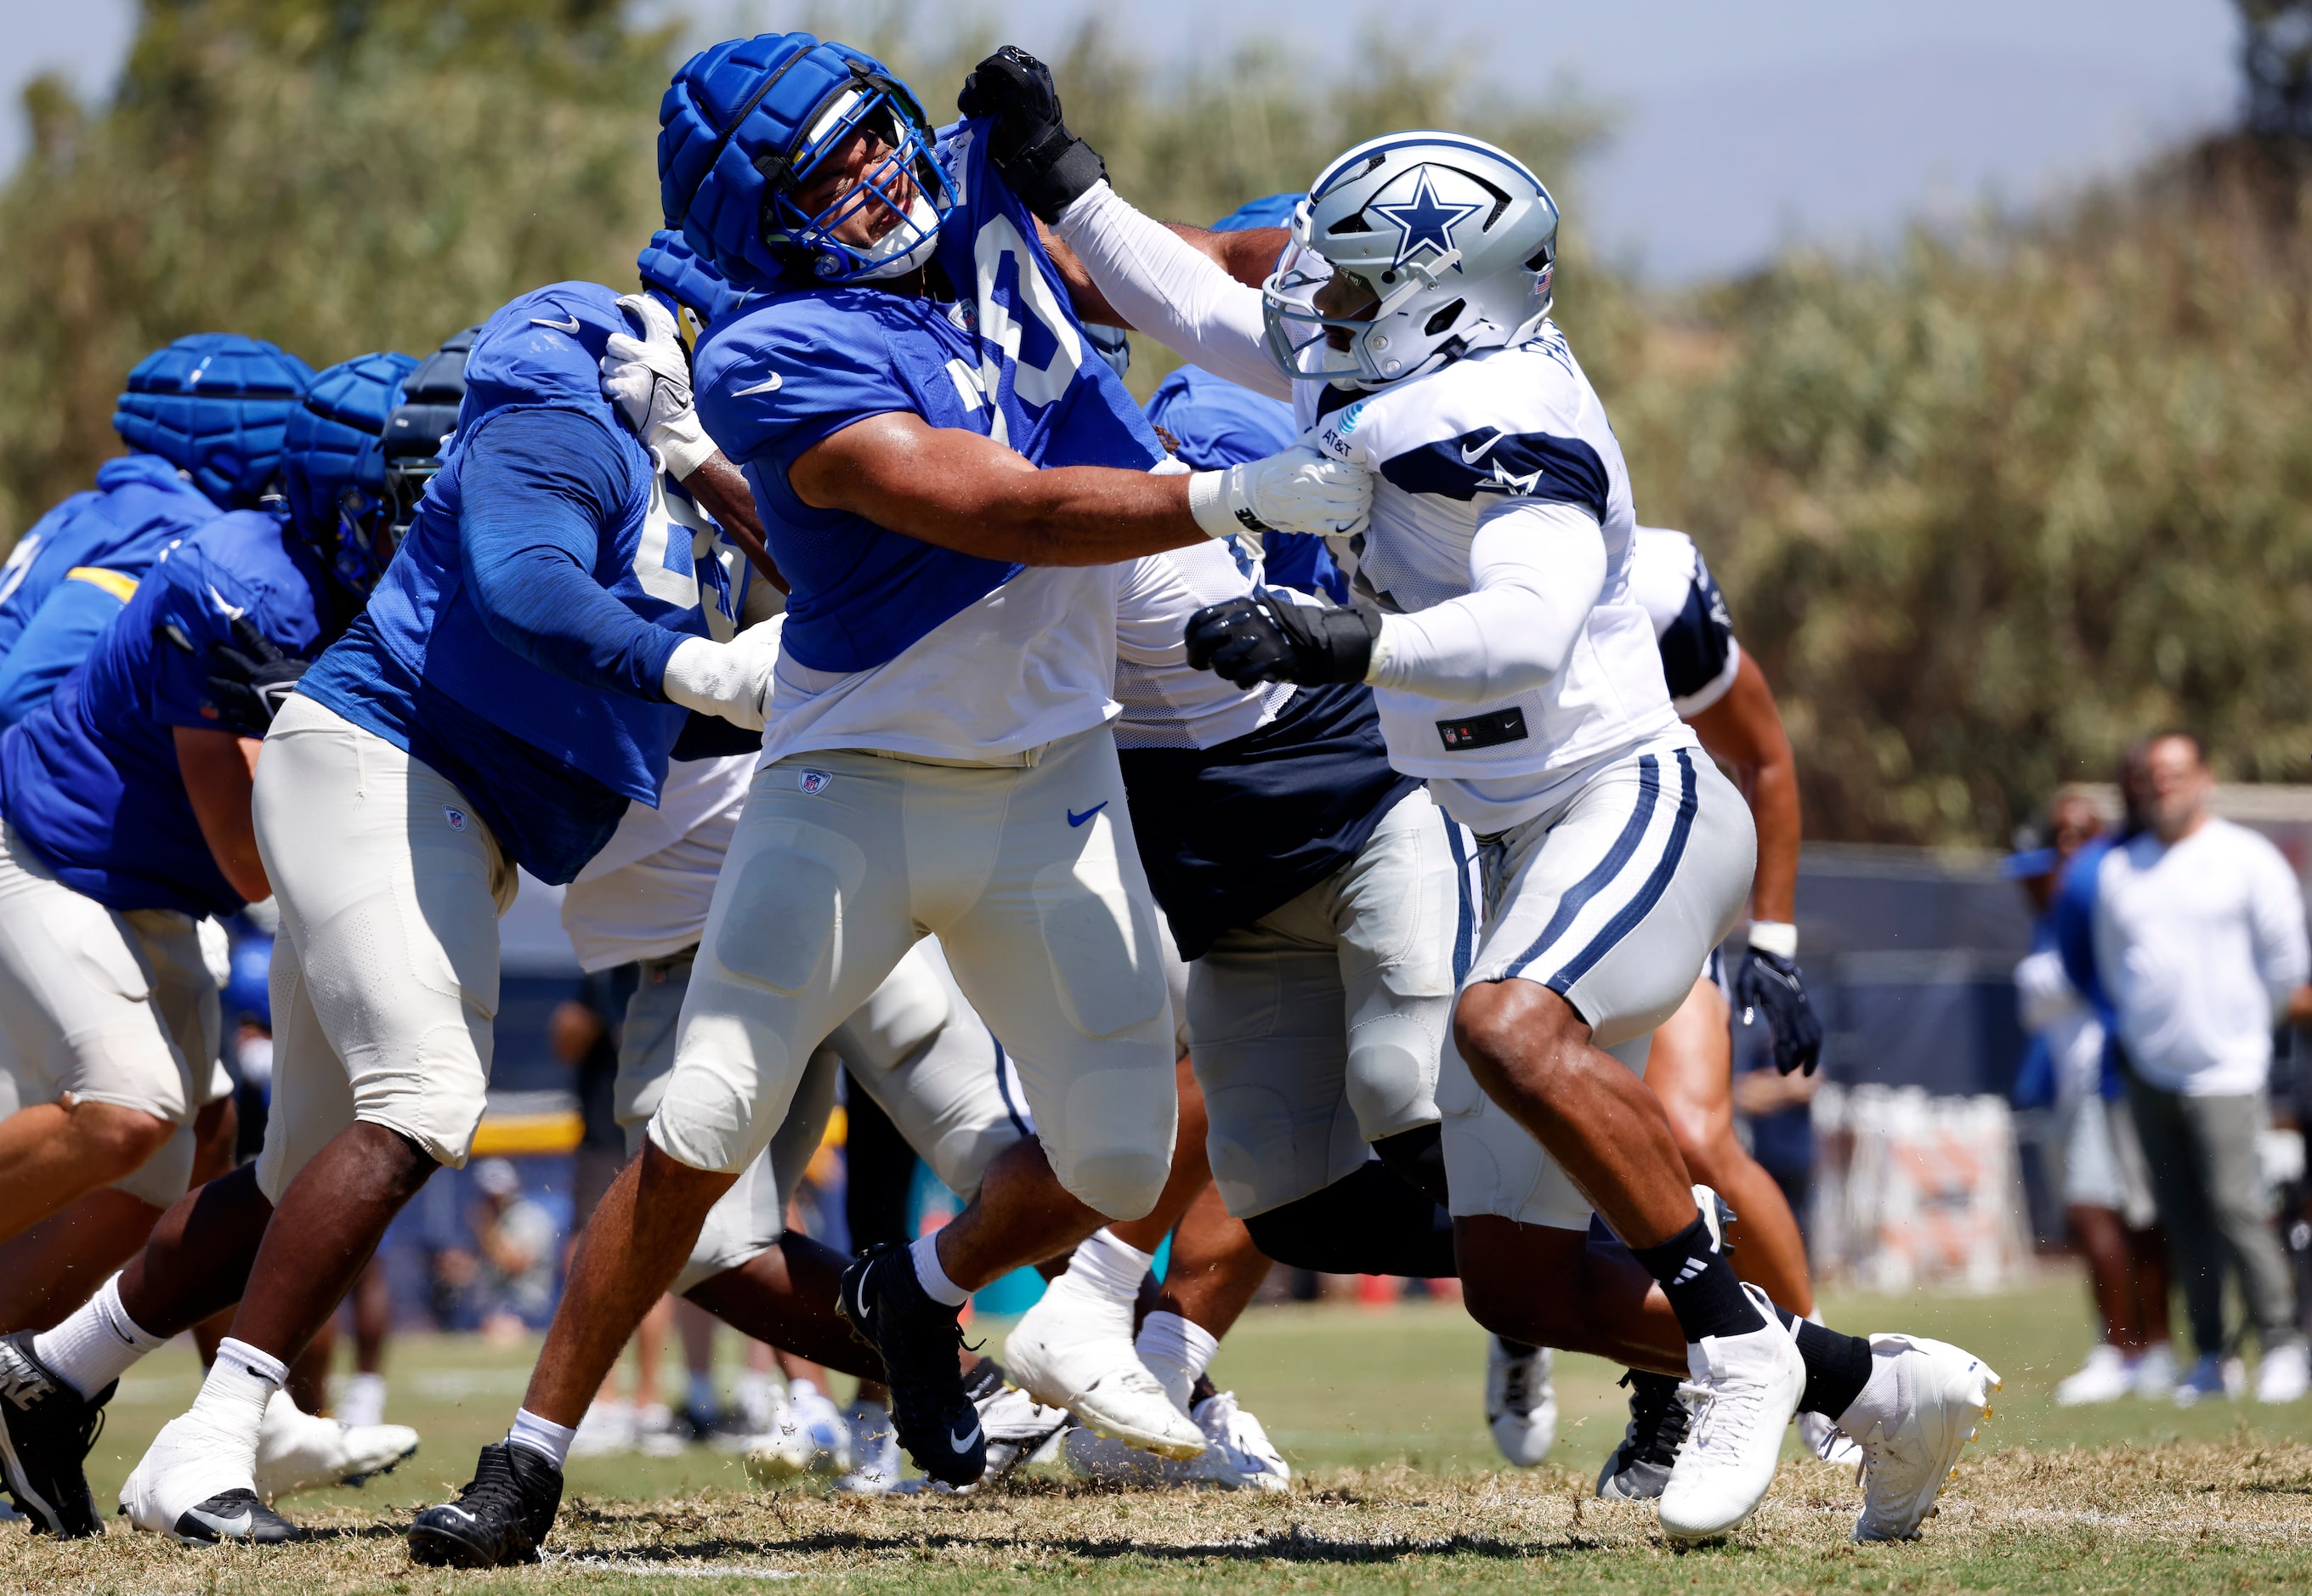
[
  {"xmin": 298, "ymin": 284, "xmax": 753, "ymax": 882},
  {"xmin": 693, "ymin": 115, "xmax": 1165, "ymax": 763}
]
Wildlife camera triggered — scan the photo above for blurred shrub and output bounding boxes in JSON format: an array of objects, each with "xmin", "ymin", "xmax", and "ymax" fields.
[{"xmin": 1610, "ymin": 162, "xmax": 2312, "ymax": 844}]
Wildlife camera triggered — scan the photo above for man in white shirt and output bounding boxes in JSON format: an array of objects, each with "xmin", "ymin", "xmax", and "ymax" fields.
[{"xmin": 2092, "ymin": 730, "xmax": 2312, "ymax": 1405}]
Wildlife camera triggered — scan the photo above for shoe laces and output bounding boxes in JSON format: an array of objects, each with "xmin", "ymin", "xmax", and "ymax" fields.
[
  {"xmin": 1674, "ymin": 1364, "xmax": 1774, "ymax": 1468},
  {"xmin": 452, "ymin": 1446, "xmax": 530, "ymax": 1525},
  {"xmin": 1615, "ymin": 1372, "xmax": 1686, "ymax": 1468}
]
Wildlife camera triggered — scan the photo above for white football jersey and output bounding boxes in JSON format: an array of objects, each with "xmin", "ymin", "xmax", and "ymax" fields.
[
  {"xmin": 1306, "ymin": 325, "xmax": 1686, "ymax": 830},
  {"xmin": 1629, "ymin": 526, "xmax": 1742, "ymax": 717},
  {"xmin": 562, "ymin": 751, "xmax": 754, "ymax": 971},
  {"xmin": 1113, "ymin": 536, "xmax": 1293, "ymax": 751}
]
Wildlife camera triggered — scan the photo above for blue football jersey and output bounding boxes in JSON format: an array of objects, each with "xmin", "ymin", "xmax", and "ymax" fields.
[
  {"xmin": 298, "ymin": 282, "xmax": 744, "ymax": 883},
  {"xmin": 0, "ymin": 455, "xmax": 223, "ymax": 716},
  {"xmin": 1143, "ymin": 365, "xmax": 1345, "ymax": 603},
  {"xmin": 0, "ymin": 512, "xmax": 337, "ymax": 917},
  {"xmin": 694, "ymin": 116, "xmax": 1163, "ymax": 676}
]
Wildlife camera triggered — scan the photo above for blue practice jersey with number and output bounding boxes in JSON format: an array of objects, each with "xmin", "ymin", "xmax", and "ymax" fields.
[
  {"xmin": 694, "ymin": 116, "xmax": 1163, "ymax": 676},
  {"xmin": 298, "ymin": 283, "xmax": 745, "ymax": 882},
  {"xmin": 0, "ymin": 512, "xmax": 336, "ymax": 917}
]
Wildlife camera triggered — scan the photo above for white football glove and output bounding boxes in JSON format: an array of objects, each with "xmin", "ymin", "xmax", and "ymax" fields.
[
  {"xmin": 1187, "ymin": 440, "xmax": 1371, "ymax": 542},
  {"xmin": 660, "ymin": 619, "xmax": 780, "ymax": 732},
  {"xmin": 602, "ymin": 292, "xmax": 718, "ymax": 480}
]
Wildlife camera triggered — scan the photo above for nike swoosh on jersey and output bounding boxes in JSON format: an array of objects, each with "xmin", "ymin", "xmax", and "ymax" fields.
[
  {"xmin": 530, "ymin": 315, "xmax": 582, "ymax": 334},
  {"xmin": 734, "ymin": 372, "xmax": 785, "ymax": 397},
  {"xmin": 1459, "ymin": 432, "xmax": 1504, "ymax": 464},
  {"xmin": 1067, "ymin": 802, "xmax": 1108, "ymax": 828},
  {"xmin": 206, "ymin": 584, "xmax": 246, "ymax": 620}
]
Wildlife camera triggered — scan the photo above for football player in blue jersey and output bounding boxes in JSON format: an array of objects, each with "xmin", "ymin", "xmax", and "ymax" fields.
[
  {"xmin": 990, "ymin": 46, "xmax": 1997, "ymax": 1545},
  {"xmin": 396, "ymin": 34, "xmax": 1371, "ymax": 1567},
  {"xmin": 0, "ymin": 351, "xmax": 418, "ymax": 1539},
  {"xmin": 7, "ymin": 282, "xmax": 797, "ymax": 1548},
  {"xmin": 0, "ymin": 335, "xmax": 313, "ymax": 727}
]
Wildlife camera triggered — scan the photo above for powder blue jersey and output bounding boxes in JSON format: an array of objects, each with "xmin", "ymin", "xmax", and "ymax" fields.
[
  {"xmin": 0, "ymin": 511, "xmax": 336, "ymax": 917},
  {"xmin": 695, "ymin": 116, "xmax": 1163, "ymax": 676},
  {"xmin": 0, "ymin": 455, "xmax": 223, "ymax": 726},
  {"xmin": 298, "ymin": 283, "xmax": 742, "ymax": 883}
]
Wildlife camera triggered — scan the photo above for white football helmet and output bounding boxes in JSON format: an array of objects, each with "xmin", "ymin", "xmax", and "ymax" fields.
[{"xmin": 1261, "ymin": 131, "xmax": 1559, "ymax": 390}]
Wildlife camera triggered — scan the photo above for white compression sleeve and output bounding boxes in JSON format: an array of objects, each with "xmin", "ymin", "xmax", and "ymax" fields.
[
  {"xmin": 1054, "ymin": 182, "xmax": 1290, "ymax": 400},
  {"xmin": 1365, "ymin": 501, "xmax": 1607, "ymax": 704}
]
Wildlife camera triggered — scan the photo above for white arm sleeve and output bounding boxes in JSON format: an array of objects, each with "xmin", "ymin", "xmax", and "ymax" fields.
[
  {"xmin": 1364, "ymin": 501, "xmax": 1606, "ymax": 705},
  {"xmin": 1054, "ymin": 181, "xmax": 1290, "ymax": 400}
]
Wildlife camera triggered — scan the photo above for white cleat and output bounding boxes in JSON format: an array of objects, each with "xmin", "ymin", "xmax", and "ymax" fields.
[
  {"xmin": 1656, "ymin": 1287, "xmax": 1805, "ymax": 1543},
  {"xmin": 1485, "ymin": 1338, "xmax": 1557, "ymax": 1468},
  {"xmin": 1064, "ymin": 1389, "xmax": 1286, "ymax": 1491},
  {"xmin": 969, "ymin": 1367, "xmax": 1072, "ymax": 1490},
  {"xmin": 1797, "ymin": 1408, "xmax": 1863, "ymax": 1469},
  {"xmin": 252, "ymin": 1391, "xmax": 418, "ymax": 1500},
  {"xmin": 1846, "ymin": 1333, "xmax": 2000, "ymax": 1543},
  {"xmin": 835, "ymin": 1401, "xmax": 905, "ymax": 1495},
  {"xmin": 785, "ymin": 1382, "xmax": 853, "ymax": 1475},
  {"xmin": 2053, "ymin": 1344, "xmax": 2134, "ymax": 1407},
  {"xmin": 568, "ymin": 1399, "xmax": 638, "ymax": 1458},
  {"xmin": 335, "ymin": 1372, "xmax": 388, "ymax": 1429},
  {"xmin": 2129, "ymin": 1342, "xmax": 2177, "ymax": 1399},
  {"xmin": 2255, "ymin": 1341, "xmax": 2310, "ymax": 1406},
  {"xmin": 122, "ymin": 1409, "xmax": 299, "ymax": 1544},
  {"xmin": 1001, "ymin": 1277, "xmax": 1205, "ymax": 1460}
]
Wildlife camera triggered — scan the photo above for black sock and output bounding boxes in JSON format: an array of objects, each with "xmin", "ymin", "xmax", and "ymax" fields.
[
  {"xmin": 1792, "ymin": 1319, "xmax": 1874, "ymax": 1418},
  {"xmin": 1630, "ymin": 1211, "xmax": 1767, "ymax": 1343}
]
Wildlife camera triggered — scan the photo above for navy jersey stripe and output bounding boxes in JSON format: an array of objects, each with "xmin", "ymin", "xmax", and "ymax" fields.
[
  {"xmin": 1503, "ymin": 753, "xmax": 1660, "ymax": 980},
  {"xmin": 1544, "ymin": 750, "xmax": 1700, "ymax": 995},
  {"xmin": 1377, "ymin": 427, "xmax": 1608, "ymax": 520},
  {"xmin": 990, "ymin": 1031, "xmax": 1033, "ymax": 1138}
]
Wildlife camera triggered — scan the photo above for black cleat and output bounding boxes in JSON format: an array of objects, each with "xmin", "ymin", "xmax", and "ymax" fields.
[
  {"xmin": 163, "ymin": 1488, "xmax": 303, "ymax": 1545},
  {"xmin": 1595, "ymin": 1368, "xmax": 1690, "ymax": 1501},
  {"xmin": 837, "ymin": 1242, "xmax": 986, "ymax": 1488},
  {"xmin": 0, "ymin": 1331, "xmax": 111, "ymax": 1537},
  {"xmin": 408, "ymin": 1442, "xmax": 563, "ymax": 1568}
]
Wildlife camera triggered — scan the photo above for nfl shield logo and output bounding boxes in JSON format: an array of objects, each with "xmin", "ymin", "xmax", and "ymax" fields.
[
  {"xmin": 797, "ymin": 769, "xmax": 833, "ymax": 795},
  {"xmin": 443, "ymin": 806, "xmax": 468, "ymax": 832}
]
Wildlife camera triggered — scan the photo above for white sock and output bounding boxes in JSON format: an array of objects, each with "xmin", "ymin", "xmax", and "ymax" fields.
[
  {"xmin": 1135, "ymin": 1310, "xmax": 1218, "ymax": 1411},
  {"xmin": 685, "ymin": 1371, "xmax": 718, "ymax": 1416},
  {"xmin": 1062, "ymin": 1228, "xmax": 1154, "ymax": 1305},
  {"xmin": 788, "ymin": 1377, "xmax": 821, "ymax": 1404},
  {"xmin": 184, "ymin": 1338, "xmax": 286, "ymax": 1480},
  {"xmin": 31, "ymin": 1273, "xmax": 167, "ymax": 1401},
  {"xmin": 340, "ymin": 1370, "xmax": 388, "ymax": 1425},
  {"xmin": 507, "ymin": 1407, "xmax": 577, "ymax": 1469},
  {"xmin": 910, "ymin": 1232, "xmax": 969, "ymax": 1308}
]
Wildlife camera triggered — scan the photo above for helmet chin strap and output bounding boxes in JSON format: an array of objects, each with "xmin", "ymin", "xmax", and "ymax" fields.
[{"xmin": 848, "ymin": 194, "xmax": 941, "ymax": 280}]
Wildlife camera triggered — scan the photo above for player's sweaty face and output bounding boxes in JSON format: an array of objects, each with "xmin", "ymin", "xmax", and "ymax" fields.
[
  {"xmin": 795, "ymin": 125, "xmax": 919, "ymax": 248},
  {"xmin": 1314, "ymin": 269, "xmax": 1380, "ymax": 350}
]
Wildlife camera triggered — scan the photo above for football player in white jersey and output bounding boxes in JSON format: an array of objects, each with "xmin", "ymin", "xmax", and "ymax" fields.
[{"xmin": 962, "ymin": 45, "xmax": 2000, "ymax": 1542}]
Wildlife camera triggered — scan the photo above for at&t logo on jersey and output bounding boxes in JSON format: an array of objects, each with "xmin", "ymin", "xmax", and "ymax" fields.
[
  {"xmin": 1318, "ymin": 401, "xmax": 1365, "ymax": 459},
  {"xmin": 797, "ymin": 768, "xmax": 833, "ymax": 795}
]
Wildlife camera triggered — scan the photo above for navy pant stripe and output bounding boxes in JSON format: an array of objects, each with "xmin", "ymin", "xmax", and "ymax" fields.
[
  {"xmin": 1501, "ymin": 754, "xmax": 1661, "ymax": 981},
  {"xmin": 1544, "ymin": 750, "xmax": 1700, "ymax": 996},
  {"xmin": 1443, "ymin": 809, "xmax": 1476, "ymax": 986}
]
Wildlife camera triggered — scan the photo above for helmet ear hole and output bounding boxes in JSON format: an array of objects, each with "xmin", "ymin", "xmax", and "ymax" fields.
[{"xmin": 1423, "ymin": 299, "xmax": 1467, "ymax": 337}]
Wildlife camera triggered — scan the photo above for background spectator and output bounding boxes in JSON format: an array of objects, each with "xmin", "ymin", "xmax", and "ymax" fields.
[
  {"xmin": 470, "ymin": 1158, "xmax": 561, "ymax": 1342},
  {"xmin": 2093, "ymin": 731, "xmax": 2312, "ymax": 1406}
]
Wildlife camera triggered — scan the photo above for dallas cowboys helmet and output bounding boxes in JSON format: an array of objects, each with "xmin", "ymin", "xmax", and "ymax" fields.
[
  {"xmin": 381, "ymin": 327, "xmax": 480, "ymax": 546},
  {"xmin": 113, "ymin": 334, "xmax": 316, "ymax": 509},
  {"xmin": 281, "ymin": 351, "xmax": 419, "ymax": 595},
  {"xmin": 1262, "ymin": 133, "xmax": 1559, "ymax": 390},
  {"xmin": 659, "ymin": 32, "xmax": 956, "ymax": 290}
]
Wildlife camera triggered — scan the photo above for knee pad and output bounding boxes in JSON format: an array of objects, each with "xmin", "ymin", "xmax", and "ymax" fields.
[
  {"xmin": 1055, "ymin": 1148, "xmax": 1171, "ymax": 1222},
  {"xmin": 1343, "ymin": 1018, "xmax": 1442, "ymax": 1143},
  {"xmin": 1372, "ymin": 1121, "xmax": 1451, "ymax": 1208},
  {"xmin": 1244, "ymin": 1160, "xmax": 1457, "ymax": 1278}
]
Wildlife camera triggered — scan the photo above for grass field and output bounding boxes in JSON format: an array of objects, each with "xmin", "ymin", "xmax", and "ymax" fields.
[{"xmin": 8, "ymin": 1269, "xmax": 2312, "ymax": 1593}]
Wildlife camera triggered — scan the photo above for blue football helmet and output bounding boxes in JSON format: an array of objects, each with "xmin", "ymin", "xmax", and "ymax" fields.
[
  {"xmin": 636, "ymin": 228, "xmax": 756, "ymax": 351},
  {"xmin": 112, "ymin": 334, "xmax": 316, "ymax": 510},
  {"xmin": 281, "ymin": 351, "xmax": 419, "ymax": 595},
  {"xmin": 1210, "ymin": 193, "xmax": 1301, "ymax": 233},
  {"xmin": 658, "ymin": 32, "xmax": 957, "ymax": 290},
  {"xmin": 381, "ymin": 327, "xmax": 479, "ymax": 543}
]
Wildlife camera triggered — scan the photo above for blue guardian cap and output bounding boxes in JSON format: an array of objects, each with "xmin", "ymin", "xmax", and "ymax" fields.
[
  {"xmin": 112, "ymin": 334, "xmax": 317, "ymax": 509},
  {"xmin": 658, "ymin": 32, "xmax": 956, "ymax": 290},
  {"xmin": 637, "ymin": 228, "xmax": 756, "ymax": 351},
  {"xmin": 281, "ymin": 351, "xmax": 419, "ymax": 595}
]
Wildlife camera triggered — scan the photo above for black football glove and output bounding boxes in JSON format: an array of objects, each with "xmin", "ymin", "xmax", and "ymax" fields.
[
  {"xmin": 1183, "ymin": 591, "xmax": 1380, "ymax": 689},
  {"xmin": 1736, "ymin": 947, "xmax": 1823, "ymax": 1076},
  {"xmin": 956, "ymin": 45, "xmax": 1108, "ymax": 223},
  {"xmin": 201, "ymin": 614, "xmax": 309, "ymax": 737}
]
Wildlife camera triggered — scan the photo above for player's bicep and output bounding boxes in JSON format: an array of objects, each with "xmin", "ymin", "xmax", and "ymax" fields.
[{"xmin": 789, "ymin": 412, "xmax": 1038, "ymax": 540}]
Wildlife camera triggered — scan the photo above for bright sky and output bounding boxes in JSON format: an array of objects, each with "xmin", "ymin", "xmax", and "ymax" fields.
[{"xmin": 0, "ymin": 0, "xmax": 2247, "ymax": 282}]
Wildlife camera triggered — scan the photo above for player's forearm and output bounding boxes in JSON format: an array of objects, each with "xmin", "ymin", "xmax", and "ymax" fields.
[
  {"xmin": 899, "ymin": 467, "xmax": 1213, "ymax": 566},
  {"xmin": 1745, "ymin": 749, "xmax": 1801, "ymax": 924},
  {"xmin": 680, "ymin": 453, "xmax": 787, "ymax": 594},
  {"xmin": 175, "ymin": 727, "xmax": 269, "ymax": 903},
  {"xmin": 1052, "ymin": 182, "xmax": 1289, "ymax": 399}
]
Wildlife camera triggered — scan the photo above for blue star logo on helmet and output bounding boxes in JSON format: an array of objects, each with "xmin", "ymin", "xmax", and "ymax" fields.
[{"xmin": 1369, "ymin": 169, "xmax": 1484, "ymax": 269}]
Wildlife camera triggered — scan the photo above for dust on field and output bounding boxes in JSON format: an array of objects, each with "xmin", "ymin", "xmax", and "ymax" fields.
[{"xmin": 8, "ymin": 1440, "xmax": 2310, "ymax": 1595}]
